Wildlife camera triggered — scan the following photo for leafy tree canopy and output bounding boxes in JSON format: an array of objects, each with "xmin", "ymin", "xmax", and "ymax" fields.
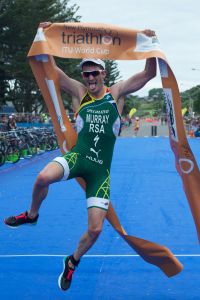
[
  {"xmin": 0, "ymin": 0, "xmax": 82, "ymax": 112},
  {"xmin": 0, "ymin": 0, "xmax": 121, "ymax": 113}
]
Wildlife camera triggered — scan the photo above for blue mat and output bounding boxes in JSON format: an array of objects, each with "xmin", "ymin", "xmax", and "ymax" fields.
[{"xmin": 1, "ymin": 137, "xmax": 200, "ymax": 299}]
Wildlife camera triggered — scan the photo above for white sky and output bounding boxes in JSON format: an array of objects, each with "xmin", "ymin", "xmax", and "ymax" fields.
[{"xmin": 72, "ymin": 0, "xmax": 200, "ymax": 96}]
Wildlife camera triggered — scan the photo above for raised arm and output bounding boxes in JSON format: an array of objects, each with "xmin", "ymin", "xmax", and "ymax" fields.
[
  {"xmin": 56, "ymin": 67, "xmax": 86, "ymax": 99},
  {"xmin": 39, "ymin": 22, "xmax": 86, "ymax": 110},
  {"xmin": 111, "ymin": 57, "xmax": 157, "ymax": 100},
  {"xmin": 111, "ymin": 29, "xmax": 157, "ymax": 101}
]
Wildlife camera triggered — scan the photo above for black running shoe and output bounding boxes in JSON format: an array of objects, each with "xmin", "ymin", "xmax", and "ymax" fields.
[
  {"xmin": 58, "ymin": 255, "xmax": 80, "ymax": 291},
  {"xmin": 4, "ymin": 211, "xmax": 39, "ymax": 228}
]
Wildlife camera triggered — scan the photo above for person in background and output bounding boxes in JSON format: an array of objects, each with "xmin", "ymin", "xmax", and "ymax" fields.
[
  {"xmin": 0, "ymin": 114, "xmax": 9, "ymax": 131},
  {"xmin": 134, "ymin": 117, "xmax": 140, "ymax": 136},
  {"xmin": 7, "ymin": 114, "xmax": 17, "ymax": 131}
]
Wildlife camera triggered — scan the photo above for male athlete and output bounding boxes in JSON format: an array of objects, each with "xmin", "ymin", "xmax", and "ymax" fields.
[{"xmin": 4, "ymin": 23, "xmax": 156, "ymax": 291}]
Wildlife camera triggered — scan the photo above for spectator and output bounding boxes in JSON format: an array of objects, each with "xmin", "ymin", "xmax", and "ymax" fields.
[
  {"xmin": 0, "ymin": 114, "xmax": 9, "ymax": 131},
  {"xmin": 134, "ymin": 117, "xmax": 140, "ymax": 136},
  {"xmin": 7, "ymin": 115, "xmax": 17, "ymax": 131}
]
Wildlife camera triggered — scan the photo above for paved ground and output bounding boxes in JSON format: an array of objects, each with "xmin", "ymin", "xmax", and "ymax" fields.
[
  {"xmin": 120, "ymin": 121, "xmax": 169, "ymax": 137},
  {"xmin": 1, "ymin": 138, "xmax": 200, "ymax": 299}
]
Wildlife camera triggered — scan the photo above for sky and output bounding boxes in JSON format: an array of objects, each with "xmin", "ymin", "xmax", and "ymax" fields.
[{"xmin": 71, "ymin": 0, "xmax": 200, "ymax": 96}]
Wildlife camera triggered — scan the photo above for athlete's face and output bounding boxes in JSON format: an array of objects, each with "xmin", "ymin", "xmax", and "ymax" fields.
[{"xmin": 82, "ymin": 64, "xmax": 106, "ymax": 96}]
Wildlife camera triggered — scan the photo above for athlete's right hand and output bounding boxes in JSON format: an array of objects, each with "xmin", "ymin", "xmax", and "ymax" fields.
[{"xmin": 39, "ymin": 22, "xmax": 52, "ymax": 28}]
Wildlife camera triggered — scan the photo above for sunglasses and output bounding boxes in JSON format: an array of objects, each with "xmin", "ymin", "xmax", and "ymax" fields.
[{"xmin": 82, "ymin": 70, "xmax": 103, "ymax": 78}]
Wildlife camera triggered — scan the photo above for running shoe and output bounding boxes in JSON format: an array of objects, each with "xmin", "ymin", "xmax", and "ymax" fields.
[
  {"xmin": 4, "ymin": 211, "xmax": 39, "ymax": 228},
  {"xmin": 58, "ymin": 255, "xmax": 80, "ymax": 291}
]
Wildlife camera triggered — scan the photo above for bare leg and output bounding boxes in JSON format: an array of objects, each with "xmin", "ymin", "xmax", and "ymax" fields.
[
  {"xmin": 28, "ymin": 162, "xmax": 64, "ymax": 218},
  {"xmin": 72, "ymin": 207, "xmax": 107, "ymax": 262}
]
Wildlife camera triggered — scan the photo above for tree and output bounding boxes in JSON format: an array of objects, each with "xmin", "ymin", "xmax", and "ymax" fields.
[
  {"xmin": 104, "ymin": 60, "xmax": 121, "ymax": 87},
  {"xmin": 123, "ymin": 95, "xmax": 141, "ymax": 116},
  {"xmin": 148, "ymin": 88, "xmax": 164, "ymax": 101},
  {"xmin": 181, "ymin": 85, "xmax": 200, "ymax": 115},
  {"xmin": 0, "ymin": 1, "xmax": 121, "ymax": 113},
  {"xmin": 193, "ymin": 88, "xmax": 200, "ymax": 114},
  {"xmin": 148, "ymin": 88, "xmax": 166, "ymax": 115},
  {"xmin": 0, "ymin": 0, "xmax": 81, "ymax": 112}
]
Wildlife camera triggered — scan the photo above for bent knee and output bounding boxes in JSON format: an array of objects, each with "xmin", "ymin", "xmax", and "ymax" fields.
[
  {"xmin": 88, "ymin": 226, "xmax": 102, "ymax": 239},
  {"xmin": 35, "ymin": 172, "xmax": 50, "ymax": 187}
]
